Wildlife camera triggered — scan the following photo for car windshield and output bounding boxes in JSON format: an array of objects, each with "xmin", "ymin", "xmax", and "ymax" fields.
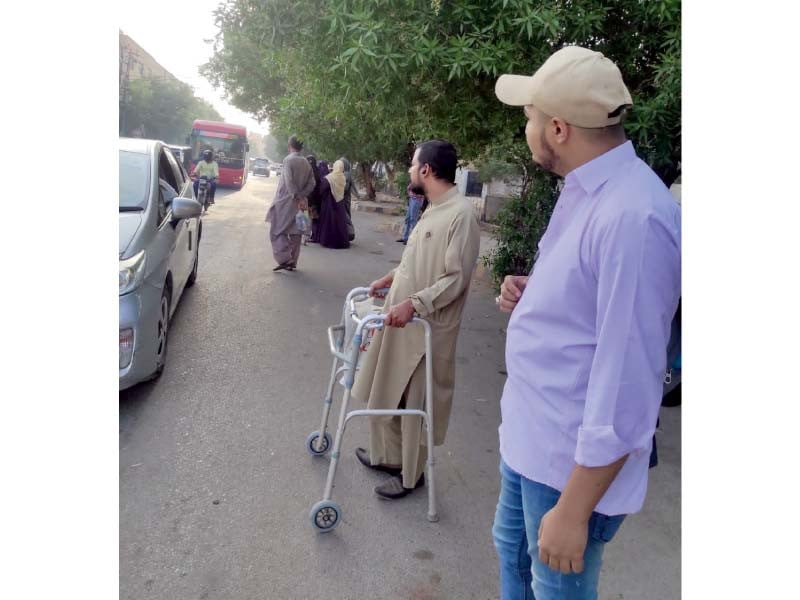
[
  {"xmin": 120, "ymin": 151, "xmax": 150, "ymax": 210},
  {"xmin": 255, "ymin": 159, "xmax": 267, "ymax": 166}
]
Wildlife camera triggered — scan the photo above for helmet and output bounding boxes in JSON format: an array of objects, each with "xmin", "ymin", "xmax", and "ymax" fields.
[{"xmin": 203, "ymin": 149, "xmax": 213, "ymax": 161}]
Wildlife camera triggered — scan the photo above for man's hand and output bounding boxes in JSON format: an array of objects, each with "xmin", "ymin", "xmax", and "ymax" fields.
[
  {"xmin": 537, "ymin": 505, "xmax": 589, "ymax": 575},
  {"xmin": 297, "ymin": 196, "xmax": 309, "ymax": 211},
  {"xmin": 496, "ymin": 275, "xmax": 529, "ymax": 313},
  {"xmin": 384, "ymin": 298, "xmax": 416, "ymax": 328},
  {"xmin": 369, "ymin": 274, "xmax": 394, "ymax": 298}
]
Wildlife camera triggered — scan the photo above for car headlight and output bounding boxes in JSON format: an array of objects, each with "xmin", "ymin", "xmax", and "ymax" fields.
[{"xmin": 119, "ymin": 250, "xmax": 146, "ymax": 296}]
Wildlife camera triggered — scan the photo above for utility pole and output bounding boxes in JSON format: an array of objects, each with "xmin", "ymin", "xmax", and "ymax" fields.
[{"xmin": 119, "ymin": 44, "xmax": 138, "ymax": 136}]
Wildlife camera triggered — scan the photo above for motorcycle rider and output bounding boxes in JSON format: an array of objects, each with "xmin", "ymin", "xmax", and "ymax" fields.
[{"xmin": 191, "ymin": 149, "xmax": 219, "ymax": 204}]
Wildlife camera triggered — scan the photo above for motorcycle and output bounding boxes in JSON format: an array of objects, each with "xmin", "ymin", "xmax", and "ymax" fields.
[{"xmin": 195, "ymin": 175, "xmax": 216, "ymax": 213}]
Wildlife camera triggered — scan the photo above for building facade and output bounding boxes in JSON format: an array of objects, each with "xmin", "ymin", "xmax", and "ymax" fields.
[{"xmin": 119, "ymin": 30, "xmax": 178, "ymax": 137}]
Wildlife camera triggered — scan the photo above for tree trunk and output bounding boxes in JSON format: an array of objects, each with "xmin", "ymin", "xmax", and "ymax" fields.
[{"xmin": 360, "ymin": 162, "xmax": 376, "ymax": 201}]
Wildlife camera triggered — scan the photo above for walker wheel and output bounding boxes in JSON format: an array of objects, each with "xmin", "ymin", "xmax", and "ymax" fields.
[
  {"xmin": 310, "ymin": 500, "xmax": 341, "ymax": 532},
  {"xmin": 305, "ymin": 431, "xmax": 332, "ymax": 456}
]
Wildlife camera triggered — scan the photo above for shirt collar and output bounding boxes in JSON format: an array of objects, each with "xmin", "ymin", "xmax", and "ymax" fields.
[
  {"xmin": 429, "ymin": 185, "xmax": 459, "ymax": 206},
  {"xmin": 566, "ymin": 141, "xmax": 635, "ymax": 195}
]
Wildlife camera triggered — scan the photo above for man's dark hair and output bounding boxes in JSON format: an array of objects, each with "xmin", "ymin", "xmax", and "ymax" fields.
[
  {"xmin": 416, "ymin": 139, "xmax": 458, "ymax": 183},
  {"xmin": 288, "ymin": 135, "xmax": 303, "ymax": 151}
]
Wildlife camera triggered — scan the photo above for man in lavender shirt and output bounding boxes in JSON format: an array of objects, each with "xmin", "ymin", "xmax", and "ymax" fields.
[{"xmin": 491, "ymin": 46, "xmax": 681, "ymax": 599}]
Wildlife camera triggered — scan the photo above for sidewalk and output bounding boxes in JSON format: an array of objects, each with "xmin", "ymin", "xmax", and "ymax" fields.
[
  {"xmin": 353, "ymin": 189, "xmax": 406, "ymax": 217},
  {"xmin": 353, "ymin": 198, "xmax": 406, "ymax": 216}
]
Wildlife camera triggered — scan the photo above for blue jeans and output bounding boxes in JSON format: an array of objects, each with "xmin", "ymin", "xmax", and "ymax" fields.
[
  {"xmin": 492, "ymin": 460, "xmax": 626, "ymax": 600},
  {"xmin": 401, "ymin": 196, "xmax": 424, "ymax": 241}
]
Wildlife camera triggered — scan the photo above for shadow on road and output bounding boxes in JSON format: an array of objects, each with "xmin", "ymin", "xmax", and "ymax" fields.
[
  {"xmin": 119, "ymin": 284, "xmax": 198, "ymax": 437},
  {"xmin": 119, "ymin": 378, "xmax": 156, "ymax": 444}
]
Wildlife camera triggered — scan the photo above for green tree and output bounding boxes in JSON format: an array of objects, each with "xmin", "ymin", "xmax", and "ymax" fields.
[
  {"xmin": 121, "ymin": 78, "xmax": 223, "ymax": 144},
  {"xmin": 203, "ymin": 0, "xmax": 680, "ymax": 271},
  {"xmin": 247, "ymin": 131, "xmax": 265, "ymax": 157},
  {"xmin": 263, "ymin": 134, "xmax": 285, "ymax": 161}
]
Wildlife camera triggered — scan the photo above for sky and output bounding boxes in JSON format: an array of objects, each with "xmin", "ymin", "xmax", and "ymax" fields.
[{"xmin": 120, "ymin": 0, "xmax": 269, "ymax": 135}]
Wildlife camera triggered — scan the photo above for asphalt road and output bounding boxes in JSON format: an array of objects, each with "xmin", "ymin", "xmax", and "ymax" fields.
[{"xmin": 120, "ymin": 174, "xmax": 680, "ymax": 600}]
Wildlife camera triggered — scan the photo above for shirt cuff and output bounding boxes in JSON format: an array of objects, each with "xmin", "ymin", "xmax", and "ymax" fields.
[
  {"xmin": 575, "ymin": 425, "xmax": 645, "ymax": 467},
  {"xmin": 409, "ymin": 294, "xmax": 432, "ymax": 317}
]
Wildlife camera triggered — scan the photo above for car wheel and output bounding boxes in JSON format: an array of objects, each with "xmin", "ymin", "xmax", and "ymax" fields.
[
  {"xmin": 150, "ymin": 286, "xmax": 171, "ymax": 380},
  {"xmin": 187, "ymin": 244, "xmax": 199, "ymax": 287}
]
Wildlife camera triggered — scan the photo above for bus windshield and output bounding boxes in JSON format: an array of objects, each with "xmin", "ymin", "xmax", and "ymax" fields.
[{"xmin": 190, "ymin": 130, "xmax": 246, "ymax": 170}]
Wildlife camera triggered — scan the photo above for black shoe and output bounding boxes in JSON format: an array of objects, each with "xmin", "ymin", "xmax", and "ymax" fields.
[
  {"xmin": 273, "ymin": 262, "xmax": 292, "ymax": 272},
  {"xmin": 355, "ymin": 448, "xmax": 401, "ymax": 475},
  {"xmin": 396, "ymin": 238, "xmax": 406, "ymax": 243},
  {"xmin": 374, "ymin": 474, "xmax": 425, "ymax": 500}
]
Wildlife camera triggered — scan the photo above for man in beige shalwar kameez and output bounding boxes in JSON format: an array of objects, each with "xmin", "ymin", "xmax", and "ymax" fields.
[{"xmin": 352, "ymin": 140, "xmax": 480, "ymax": 499}]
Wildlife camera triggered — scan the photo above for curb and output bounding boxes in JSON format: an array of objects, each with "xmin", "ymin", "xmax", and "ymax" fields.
[{"xmin": 353, "ymin": 201, "xmax": 405, "ymax": 217}]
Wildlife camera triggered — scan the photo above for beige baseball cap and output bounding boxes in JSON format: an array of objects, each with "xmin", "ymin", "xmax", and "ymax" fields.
[{"xmin": 495, "ymin": 45, "xmax": 633, "ymax": 128}]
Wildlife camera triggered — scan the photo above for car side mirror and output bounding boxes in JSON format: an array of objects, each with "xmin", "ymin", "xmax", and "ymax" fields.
[{"xmin": 171, "ymin": 197, "xmax": 203, "ymax": 220}]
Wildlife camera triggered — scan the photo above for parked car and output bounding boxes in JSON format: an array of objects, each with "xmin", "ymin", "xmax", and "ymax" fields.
[
  {"xmin": 119, "ymin": 138, "xmax": 203, "ymax": 390},
  {"xmin": 253, "ymin": 157, "xmax": 270, "ymax": 177},
  {"xmin": 271, "ymin": 162, "xmax": 283, "ymax": 176}
]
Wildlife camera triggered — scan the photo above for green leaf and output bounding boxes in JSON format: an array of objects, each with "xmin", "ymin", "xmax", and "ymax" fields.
[{"xmin": 448, "ymin": 63, "xmax": 459, "ymax": 81}]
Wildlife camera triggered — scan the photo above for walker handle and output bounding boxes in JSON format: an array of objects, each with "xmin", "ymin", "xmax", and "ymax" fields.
[
  {"xmin": 327, "ymin": 325, "xmax": 350, "ymax": 362},
  {"xmin": 348, "ymin": 287, "xmax": 390, "ymax": 317},
  {"xmin": 356, "ymin": 312, "xmax": 430, "ymax": 334}
]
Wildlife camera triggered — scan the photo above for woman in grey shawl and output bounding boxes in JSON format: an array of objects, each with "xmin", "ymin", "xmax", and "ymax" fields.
[{"xmin": 265, "ymin": 136, "xmax": 316, "ymax": 271}]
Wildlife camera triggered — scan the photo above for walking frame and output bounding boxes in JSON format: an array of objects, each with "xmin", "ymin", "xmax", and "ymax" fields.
[{"xmin": 306, "ymin": 286, "xmax": 437, "ymax": 532}]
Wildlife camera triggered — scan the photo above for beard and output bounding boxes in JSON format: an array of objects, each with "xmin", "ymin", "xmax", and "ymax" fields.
[
  {"xmin": 409, "ymin": 182, "xmax": 425, "ymax": 196},
  {"xmin": 532, "ymin": 130, "xmax": 557, "ymax": 173}
]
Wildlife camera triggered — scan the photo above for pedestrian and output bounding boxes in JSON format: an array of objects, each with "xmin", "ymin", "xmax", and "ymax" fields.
[
  {"xmin": 265, "ymin": 135, "xmax": 316, "ymax": 272},
  {"xmin": 318, "ymin": 160, "xmax": 330, "ymax": 179},
  {"xmin": 351, "ymin": 139, "xmax": 481, "ymax": 499},
  {"xmin": 491, "ymin": 46, "xmax": 681, "ymax": 599},
  {"xmin": 306, "ymin": 155, "xmax": 323, "ymax": 243},
  {"xmin": 317, "ymin": 159, "xmax": 351, "ymax": 249},
  {"xmin": 339, "ymin": 157, "xmax": 356, "ymax": 242},
  {"xmin": 396, "ymin": 182, "xmax": 426, "ymax": 245}
]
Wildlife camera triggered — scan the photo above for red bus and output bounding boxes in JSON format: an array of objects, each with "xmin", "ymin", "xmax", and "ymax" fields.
[{"xmin": 187, "ymin": 120, "xmax": 250, "ymax": 189}]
